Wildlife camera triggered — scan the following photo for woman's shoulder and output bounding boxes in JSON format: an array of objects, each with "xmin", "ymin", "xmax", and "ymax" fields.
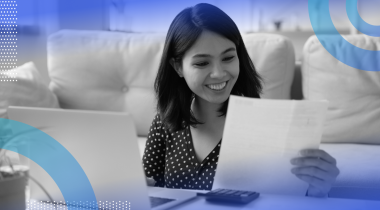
[
  {"xmin": 151, "ymin": 113, "xmax": 187, "ymax": 136},
  {"xmin": 153, "ymin": 113, "xmax": 166, "ymax": 125},
  {"xmin": 151, "ymin": 113, "xmax": 169, "ymax": 132}
]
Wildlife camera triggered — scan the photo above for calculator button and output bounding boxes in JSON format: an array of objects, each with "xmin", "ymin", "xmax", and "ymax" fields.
[
  {"xmin": 233, "ymin": 191, "xmax": 243, "ymax": 195},
  {"xmin": 218, "ymin": 189, "xmax": 229, "ymax": 194},
  {"xmin": 198, "ymin": 189, "xmax": 260, "ymax": 204},
  {"xmin": 213, "ymin": 189, "xmax": 224, "ymax": 193}
]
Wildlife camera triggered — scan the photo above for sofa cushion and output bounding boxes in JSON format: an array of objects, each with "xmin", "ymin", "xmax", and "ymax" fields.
[
  {"xmin": 48, "ymin": 30, "xmax": 163, "ymax": 136},
  {"xmin": 302, "ymin": 35, "xmax": 380, "ymax": 144},
  {"xmin": 0, "ymin": 62, "xmax": 60, "ymax": 118},
  {"xmin": 48, "ymin": 30, "xmax": 295, "ymax": 136},
  {"xmin": 243, "ymin": 33, "xmax": 295, "ymax": 100}
]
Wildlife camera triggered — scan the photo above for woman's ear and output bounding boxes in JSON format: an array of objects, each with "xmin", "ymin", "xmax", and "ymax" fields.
[{"xmin": 169, "ymin": 58, "xmax": 183, "ymax": 78}]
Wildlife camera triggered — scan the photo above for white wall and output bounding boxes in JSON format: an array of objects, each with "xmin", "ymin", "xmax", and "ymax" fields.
[
  {"xmin": 17, "ymin": 0, "xmax": 59, "ymax": 85},
  {"xmin": 110, "ymin": 0, "xmax": 380, "ymax": 33},
  {"xmin": 110, "ymin": 0, "xmax": 311, "ymax": 32},
  {"xmin": 110, "ymin": 0, "xmax": 252, "ymax": 33},
  {"xmin": 17, "ymin": 0, "xmax": 107, "ymax": 85}
]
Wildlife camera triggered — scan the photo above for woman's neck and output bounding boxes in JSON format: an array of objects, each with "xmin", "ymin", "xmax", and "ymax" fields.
[{"xmin": 191, "ymin": 96, "xmax": 225, "ymax": 126}]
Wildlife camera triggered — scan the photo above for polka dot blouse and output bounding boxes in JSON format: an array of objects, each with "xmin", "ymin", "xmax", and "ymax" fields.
[{"xmin": 142, "ymin": 114, "xmax": 221, "ymax": 190}]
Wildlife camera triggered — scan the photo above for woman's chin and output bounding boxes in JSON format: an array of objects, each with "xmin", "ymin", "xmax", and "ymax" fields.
[{"xmin": 204, "ymin": 94, "xmax": 231, "ymax": 105}]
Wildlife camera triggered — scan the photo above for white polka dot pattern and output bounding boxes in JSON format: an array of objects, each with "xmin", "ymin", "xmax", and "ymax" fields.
[
  {"xmin": 142, "ymin": 114, "xmax": 220, "ymax": 190},
  {"xmin": 0, "ymin": 1, "xmax": 18, "ymax": 82}
]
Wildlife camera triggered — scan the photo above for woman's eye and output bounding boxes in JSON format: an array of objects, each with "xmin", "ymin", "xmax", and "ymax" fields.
[
  {"xmin": 194, "ymin": 62, "xmax": 209, "ymax": 67},
  {"xmin": 223, "ymin": 56, "xmax": 235, "ymax": 61}
]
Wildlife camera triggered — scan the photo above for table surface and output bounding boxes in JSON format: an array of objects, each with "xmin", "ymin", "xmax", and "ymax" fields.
[
  {"xmin": 151, "ymin": 187, "xmax": 380, "ymax": 210},
  {"xmin": 27, "ymin": 187, "xmax": 380, "ymax": 210}
]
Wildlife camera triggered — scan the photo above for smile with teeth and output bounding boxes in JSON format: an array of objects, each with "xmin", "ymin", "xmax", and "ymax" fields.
[{"xmin": 206, "ymin": 81, "xmax": 228, "ymax": 91}]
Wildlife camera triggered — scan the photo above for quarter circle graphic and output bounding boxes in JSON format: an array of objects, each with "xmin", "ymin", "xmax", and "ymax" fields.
[
  {"xmin": 308, "ymin": 0, "xmax": 380, "ymax": 72},
  {"xmin": 0, "ymin": 118, "xmax": 98, "ymax": 209}
]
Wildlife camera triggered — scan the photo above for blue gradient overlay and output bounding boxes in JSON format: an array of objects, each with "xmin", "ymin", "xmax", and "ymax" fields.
[
  {"xmin": 346, "ymin": 0, "xmax": 380, "ymax": 37},
  {"xmin": 6, "ymin": 0, "xmax": 380, "ymax": 209},
  {"xmin": 309, "ymin": 0, "xmax": 380, "ymax": 71},
  {"xmin": 0, "ymin": 118, "xmax": 98, "ymax": 209}
]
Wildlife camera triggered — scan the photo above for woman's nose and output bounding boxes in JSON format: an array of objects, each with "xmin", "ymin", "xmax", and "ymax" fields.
[{"xmin": 210, "ymin": 64, "xmax": 227, "ymax": 79}]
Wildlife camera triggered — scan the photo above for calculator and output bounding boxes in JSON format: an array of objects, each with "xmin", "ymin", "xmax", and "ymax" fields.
[{"xmin": 197, "ymin": 188, "xmax": 260, "ymax": 204}]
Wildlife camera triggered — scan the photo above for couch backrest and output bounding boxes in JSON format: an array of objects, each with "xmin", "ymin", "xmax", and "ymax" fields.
[
  {"xmin": 48, "ymin": 30, "xmax": 295, "ymax": 136},
  {"xmin": 302, "ymin": 34, "xmax": 380, "ymax": 144}
]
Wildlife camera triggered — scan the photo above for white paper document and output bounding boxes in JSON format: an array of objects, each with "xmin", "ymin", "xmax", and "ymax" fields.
[{"xmin": 213, "ymin": 96, "xmax": 328, "ymax": 196}]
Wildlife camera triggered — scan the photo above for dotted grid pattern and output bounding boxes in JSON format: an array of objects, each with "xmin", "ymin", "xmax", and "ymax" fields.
[
  {"xmin": 27, "ymin": 200, "xmax": 131, "ymax": 210},
  {"xmin": 0, "ymin": 0, "xmax": 17, "ymax": 82}
]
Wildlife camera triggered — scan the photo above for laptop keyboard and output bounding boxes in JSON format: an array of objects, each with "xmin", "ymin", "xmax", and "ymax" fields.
[{"xmin": 149, "ymin": 196, "xmax": 176, "ymax": 208}]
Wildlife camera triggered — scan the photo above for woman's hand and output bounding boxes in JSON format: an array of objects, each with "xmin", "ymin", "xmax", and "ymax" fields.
[
  {"xmin": 290, "ymin": 149, "xmax": 340, "ymax": 197},
  {"xmin": 146, "ymin": 177, "xmax": 156, "ymax": 186}
]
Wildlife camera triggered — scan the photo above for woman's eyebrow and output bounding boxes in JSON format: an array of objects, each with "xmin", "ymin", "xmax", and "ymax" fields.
[
  {"xmin": 192, "ymin": 47, "xmax": 236, "ymax": 58},
  {"xmin": 221, "ymin": 47, "xmax": 236, "ymax": 54}
]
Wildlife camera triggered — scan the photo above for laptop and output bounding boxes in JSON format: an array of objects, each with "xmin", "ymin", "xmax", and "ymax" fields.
[{"xmin": 7, "ymin": 106, "xmax": 196, "ymax": 210}]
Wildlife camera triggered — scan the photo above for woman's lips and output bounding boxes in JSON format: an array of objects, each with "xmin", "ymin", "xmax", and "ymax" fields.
[{"xmin": 206, "ymin": 81, "xmax": 228, "ymax": 91}]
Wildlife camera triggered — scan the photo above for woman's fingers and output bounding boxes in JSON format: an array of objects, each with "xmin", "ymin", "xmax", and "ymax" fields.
[
  {"xmin": 291, "ymin": 157, "xmax": 336, "ymax": 173},
  {"xmin": 291, "ymin": 149, "xmax": 340, "ymax": 178},
  {"xmin": 291, "ymin": 166, "xmax": 332, "ymax": 182},
  {"xmin": 299, "ymin": 149, "xmax": 337, "ymax": 165},
  {"xmin": 290, "ymin": 149, "xmax": 340, "ymax": 197}
]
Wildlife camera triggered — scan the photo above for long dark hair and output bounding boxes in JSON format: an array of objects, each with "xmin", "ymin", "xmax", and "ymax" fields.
[{"xmin": 154, "ymin": 3, "xmax": 262, "ymax": 132}]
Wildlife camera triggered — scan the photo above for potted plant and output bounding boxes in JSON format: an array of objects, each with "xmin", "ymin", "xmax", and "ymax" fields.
[{"xmin": 0, "ymin": 119, "xmax": 28, "ymax": 210}]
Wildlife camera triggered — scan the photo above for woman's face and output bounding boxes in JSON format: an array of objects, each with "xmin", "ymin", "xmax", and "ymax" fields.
[{"xmin": 174, "ymin": 30, "xmax": 240, "ymax": 105}]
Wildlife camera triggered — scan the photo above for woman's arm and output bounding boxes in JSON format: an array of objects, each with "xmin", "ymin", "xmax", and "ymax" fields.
[
  {"xmin": 142, "ymin": 114, "xmax": 167, "ymax": 187},
  {"xmin": 290, "ymin": 149, "xmax": 340, "ymax": 197}
]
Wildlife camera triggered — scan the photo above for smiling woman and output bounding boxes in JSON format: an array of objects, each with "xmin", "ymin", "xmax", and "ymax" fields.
[
  {"xmin": 142, "ymin": 3, "xmax": 339, "ymax": 196},
  {"xmin": 154, "ymin": 3, "xmax": 262, "ymax": 133},
  {"xmin": 172, "ymin": 31, "xmax": 240, "ymax": 106},
  {"xmin": 143, "ymin": 3, "xmax": 262, "ymax": 191}
]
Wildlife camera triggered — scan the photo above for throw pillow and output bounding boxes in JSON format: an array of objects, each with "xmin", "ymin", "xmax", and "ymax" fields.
[{"xmin": 0, "ymin": 62, "xmax": 59, "ymax": 118}]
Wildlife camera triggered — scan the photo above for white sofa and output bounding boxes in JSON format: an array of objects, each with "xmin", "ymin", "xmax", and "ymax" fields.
[
  {"xmin": 1, "ymin": 30, "xmax": 379, "ymax": 200},
  {"xmin": 46, "ymin": 30, "xmax": 296, "ymax": 153}
]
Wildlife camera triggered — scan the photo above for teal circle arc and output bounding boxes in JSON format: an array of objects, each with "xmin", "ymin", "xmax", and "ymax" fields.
[
  {"xmin": 346, "ymin": 0, "xmax": 380, "ymax": 37},
  {"xmin": 308, "ymin": 0, "xmax": 380, "ymax": 72},
  {"xmin": 0, "ymin": 118, "xmax": 98, "ymax": 209}
]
